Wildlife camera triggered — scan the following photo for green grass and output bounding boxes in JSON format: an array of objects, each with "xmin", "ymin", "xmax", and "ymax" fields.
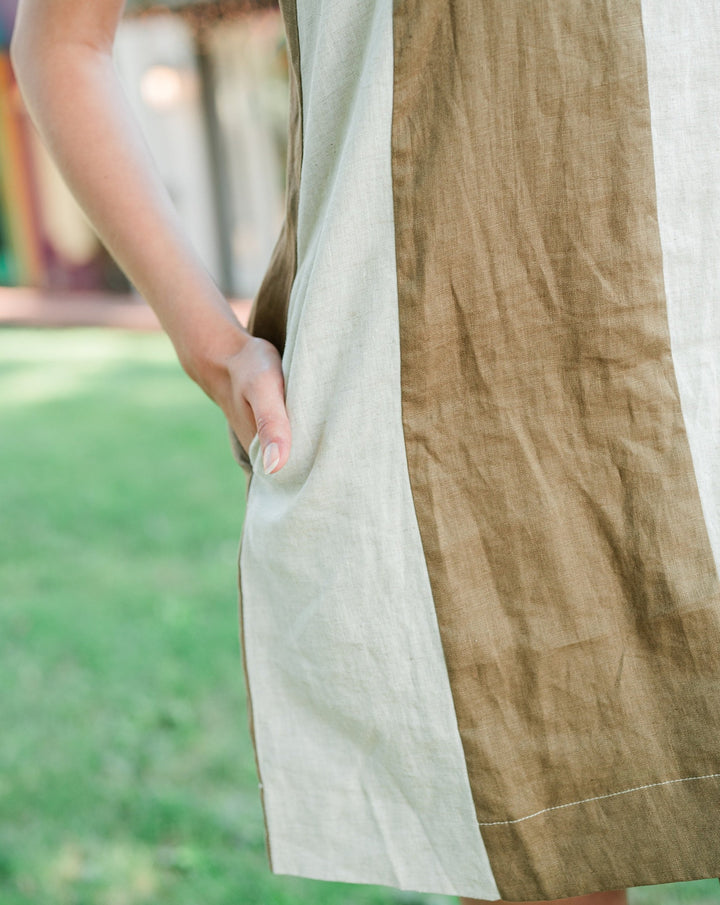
[{"xmin": 0, "ymin": 327, "xmax": 717, "ymax": 905}]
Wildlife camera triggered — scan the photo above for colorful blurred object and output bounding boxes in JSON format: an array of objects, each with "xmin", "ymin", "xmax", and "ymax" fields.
[{"xmin": 0, "ymin": 0, "xmax": 16, "ymax": 48}]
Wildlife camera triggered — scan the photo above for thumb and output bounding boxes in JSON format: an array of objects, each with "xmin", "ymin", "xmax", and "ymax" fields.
[{"xmin": 248, "ymin": 393, "xmax": 292, "ymax": 476}]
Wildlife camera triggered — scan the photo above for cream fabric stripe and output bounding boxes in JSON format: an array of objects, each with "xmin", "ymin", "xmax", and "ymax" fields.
[
  {"xmin": 238, "ymin": 0, "xmax": 500, "ymax": 897},
  {"xmin": 640, "ymin": 0, "xmax": 720, "ymax": 572}
]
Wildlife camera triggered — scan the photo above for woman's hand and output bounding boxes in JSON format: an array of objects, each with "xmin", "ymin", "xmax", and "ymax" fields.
[
  {"xmin": 188, "ymin": 329, "xmax": 291, "ymax": 475},
  {"xmin": 9, "ymin": 0, "xmax": 291, "ymax": 472}
]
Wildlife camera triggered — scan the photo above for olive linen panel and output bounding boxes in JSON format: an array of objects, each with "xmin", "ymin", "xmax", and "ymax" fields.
[{"xmin": 391, "ymin": 0, "xmax": 720, "ymax": 900}]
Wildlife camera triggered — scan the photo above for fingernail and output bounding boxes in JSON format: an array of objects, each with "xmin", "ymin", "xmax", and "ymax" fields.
[{"xmin": 262, "ymin": 442, "xmax": 280, "ymax": 475}]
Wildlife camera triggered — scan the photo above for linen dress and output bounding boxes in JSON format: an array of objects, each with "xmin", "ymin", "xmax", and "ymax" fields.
[{"xmin": 228, "ymin": 1, "xmax": 720, "ymax": 900}]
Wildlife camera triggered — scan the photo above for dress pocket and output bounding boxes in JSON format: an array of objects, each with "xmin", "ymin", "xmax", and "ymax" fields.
[{"xmin": 227, "ymin": 422, "xmax": 259, "ymax": 482}]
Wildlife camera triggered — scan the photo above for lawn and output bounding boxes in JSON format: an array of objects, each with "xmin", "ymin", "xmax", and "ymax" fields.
[{"xmin": 0, "ymin": 327, "xmax": 717, "ymax": 905}]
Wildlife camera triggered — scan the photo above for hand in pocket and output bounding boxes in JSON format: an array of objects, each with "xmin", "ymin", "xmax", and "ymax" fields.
[{"xmin": 197, "ymin": 332, "xmax": 291, "ymax": 476}]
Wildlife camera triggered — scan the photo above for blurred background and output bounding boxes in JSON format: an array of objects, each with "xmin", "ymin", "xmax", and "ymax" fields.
[
  {"xmin": 0, "ymin": 1, "xmax": 718, "ymax": 904},
  {"xmin": 0, "ymin": 0, "xmax": 288, "ymax": 320}
]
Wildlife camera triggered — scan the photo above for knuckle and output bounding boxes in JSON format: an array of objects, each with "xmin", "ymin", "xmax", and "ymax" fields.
[
  {"xmin": 254, "ymin": 411, "xmax": 290, "ymax": 445},
  {"xmin": 254, "ymin": 412, "xmax": 273, "ymax": 434}
]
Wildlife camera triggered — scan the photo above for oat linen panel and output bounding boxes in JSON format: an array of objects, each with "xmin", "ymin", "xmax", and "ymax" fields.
[{"xmin": 235, "ymin": 0, "xmax": 500, "ymax": 897}]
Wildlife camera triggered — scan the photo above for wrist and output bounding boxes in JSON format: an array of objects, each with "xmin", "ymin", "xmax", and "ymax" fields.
[{"xmin": 179, "ymin": 317, "xmax": 252, "ymax": 402}]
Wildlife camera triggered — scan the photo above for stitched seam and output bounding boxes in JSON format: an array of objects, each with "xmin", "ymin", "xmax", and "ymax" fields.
[{"xmin": 477, "ymin": 771, "xmax": 720, "ymax": 826}]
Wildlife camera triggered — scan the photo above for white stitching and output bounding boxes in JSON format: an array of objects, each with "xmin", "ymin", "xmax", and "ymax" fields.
[{"xmin": 477, "ymin": 771, "xmax": 720, "ymax": 826}]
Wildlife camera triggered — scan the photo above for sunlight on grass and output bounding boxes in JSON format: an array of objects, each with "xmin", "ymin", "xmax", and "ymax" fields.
[
  {"xmin": 0, "ymin": 329, "xmax": 196, "ymax": 407},
  {"xmin": 45, "ymin": 839, "xmax": 160, "ymax": 904},
  {"xmin": 0, "ymin": 327, "xmax": 176, "ymax": 363}
]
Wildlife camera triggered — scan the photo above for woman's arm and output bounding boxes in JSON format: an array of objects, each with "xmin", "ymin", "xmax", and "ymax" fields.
[{"xmin": 9, "ymin": 0, "xmax": 290, "ymax": 475}]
